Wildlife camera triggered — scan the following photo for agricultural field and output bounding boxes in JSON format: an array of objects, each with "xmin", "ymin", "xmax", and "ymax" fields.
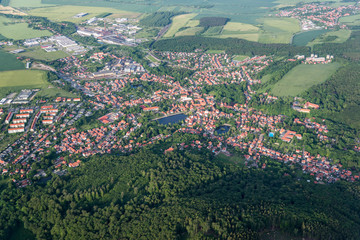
[
  {"xmin": 9, "ymin": 0, "xmax": 55, "ymax": 8},
  {"xmin": 307, "ymin": 29, "xmax": 352, "ymax": 48},
  {"xmin": 339, "ymin": 14, "xmax": 360, "ymax": 26},
  {"xmin": 0, "ymin": 16, "xmax": 52, "ymax": 40},
  {"xmin": 19, "ymin": 48, "xmax": 69, "ymax": 61},
  {"xmin": 0, "ymin": 50, "xmax": 24, "ymax": 71},
  {"xmin": 28, "ymin": 5, "xmax": 140, "ymax": 23},
  {"xmin": 175, "ymin": 27, "xmax": 203, "ymax": 37},
  {"xmin": 259, "ymin": 18, "xmax": 300, "ymax": 44},
  {"xmin": 270, "ymin": 63, "xmax": 340, "ymax": 97},
  {"xmin": 163, "ymin": 13, "xmax": 197, "ymax": 38},
  {"xmin": 222, "ymin": 22, "xmax": 259, "ymax": 33},
  {"xmin": 203, "ymin": 26, "xmax": 223, "ymax": 36},
  {"xmin": 0, "ymin": 5, "xmax": 26, "ymax": 15}
]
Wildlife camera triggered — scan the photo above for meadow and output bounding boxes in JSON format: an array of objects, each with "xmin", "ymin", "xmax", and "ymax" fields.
[
  {"xmin": 270, "ymin": 63, "xmax": 340, "ymax": 97},
  {"xmin": 19, "ymin": 48, "xmax": 69, "ymax": 61},
  {"xmin": 0, "ymin": 50, "xmax": 24, "ymax": 71},
  {"xmin": 258, "ymin": 18, "xmax": 300, "ymax": 44},
  {"xmin": 0, "ymin": 16, "xmax": 52, "ymax": 40},
  {"xmin": 175, "ymin": 27, "xmax": 203, "ymax": 37},
  {"xmin": 28, "ymin": 5, "xmax": 140, "ymax": 23},
  {"xmin": 339, "ymin": 14, "xmax": 360, "ymax": 26},
  {"xmin": 9, "ymin": 0, "xmax": 55, "ymax": 8}
]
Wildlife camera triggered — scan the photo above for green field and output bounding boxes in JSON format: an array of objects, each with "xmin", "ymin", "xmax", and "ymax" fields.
[
  {"xmin": 175, "ymin": 27, "xmax": 203, "ymax": 37},
  {"xmin": 0, "ymin": 16, "xmax": 52, "ymax": 40},
  {"xmin": 340, "ymin": 14, "xmax": 360, "ymax": 26},
  {"xmin": 9, "ymin": 0, "xmax": 56, "ymax": 8},
  {"xmin": 36, "ymin": 86, "xmax": 77, "ymax": 98},
  {"xmin": 223, "ymin": 22, "xmax": 259, "ymax": 33},
  {"xmin": 164, "ymin": 13, "xmax": 197, "ymax": 38},
  {"xmin": 271, "ymin": 63, "xmax": 340, "ymax": 96},
  {"xmin": 28, "ymin": 5, "xmax": 140, "ymax": 23},
  {"xmin": 307, "ymin": 29, "xmax": 352, "ymax": 48},
  {"xmin": 0, "ymin": 50, "xmax": 24, "ymax": 71},
  {"xmin": 19, "ymin": 48, "xmax": 69, "ymax": 61},
  {"xmin": 259, "ymin": 18, "xmax": 300, "ymax": 44},
  {"xmin": 233, "ymin": 55, "xmax": 249, "ymax": 61},
  {"xmin": 292, "ymin": 29, "xmax": 329, "ymax": 46},
  {"xmin": 203, "ymin": 26, "xmax": 223, "ymax": 36},
  {"xmin": 218, "ymin": 33, "xmax": 260, "ymax": 41}
]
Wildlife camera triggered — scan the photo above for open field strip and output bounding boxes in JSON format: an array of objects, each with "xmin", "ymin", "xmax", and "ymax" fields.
[{"xmin": 271, "ymin": 63, "xmax": 340, "ymax": 96}]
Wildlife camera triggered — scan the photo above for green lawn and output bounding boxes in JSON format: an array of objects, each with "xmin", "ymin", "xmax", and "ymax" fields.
[
  {"xmin": 0, "ymin": 16, "xmax": 52, "ymax": 40},
  {"xmin": 19, "ymin": 48, "xmax": 69, "ymax": 61},
  {"xmin": 36, "ymin": 86, "xmax": 77, "ymax": 98},
  {"xmin": 271, "ymin": 63, "xmax": 340, "ymax": 96},
  {"xmin": 233, "ymin": 55, "xmax": 249, "ymax": 61},
  {"xmin": 175, "ymin": 27, "xmax": 203, "ymax": 37},
  {"xmin": 164, "ymin": 13, "xmax": 198, "ymax": 38}
]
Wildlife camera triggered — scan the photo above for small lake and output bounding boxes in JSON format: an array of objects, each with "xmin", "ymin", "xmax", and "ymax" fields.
[
  {"xmin": 292, "ymin": 29, "xmax": 329, "ymax": 46},
  {"xmin": 157, "ymin": 114, "xmax": 187, "ymax": 125},
  {"xmin": 215, "ymin": 125, "xmax": 230, "ymax": 134},
  {"xmin": 131, "ymin": 84, "xmax": 143, "ymax": 89}
]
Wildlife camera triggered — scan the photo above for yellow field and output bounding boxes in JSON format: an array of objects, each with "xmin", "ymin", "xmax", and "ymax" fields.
[
  {"xmin": 0, "ymin": 5, "xmax": 26, "ymax": 16},
  {"xmin": 164, "ymin": 13, "xmax": 197, "ymax": 38},
  {"xmin": 223, "ymin": 22, "xmax": 259, "ymax": 32},
  {"xmin": 28, "ymin": 5, "xmax": 140, "ymax": 23},
  {"xmin": 185, "ymin": 20, "xmax": 200, "ymax": 28}
]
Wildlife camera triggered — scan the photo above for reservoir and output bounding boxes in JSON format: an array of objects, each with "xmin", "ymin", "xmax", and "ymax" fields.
[
  {"xmin": 292, "ymin": 29, "xmax": 329, "ymax": 46},
  {"xmin": 157, "ymin": 113, "xmax": 187, "ymax": 125}
]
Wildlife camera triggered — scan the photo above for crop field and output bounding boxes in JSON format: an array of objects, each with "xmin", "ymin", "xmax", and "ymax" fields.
[
  {"xmin": 163, "ymin": 13, "xmax": 197, "ymax": 38},
  {"xmin": 9, "ymin": 0, "xmax": 55, "ymax": 8},
  {"xmin": 0, "ymin": 50, "xmax": 24, "ymax": 71},
  {"xmin": 307, "ymin": 29, "xmax": 352, "ymax": 47},
  {"xmin": 28, "ymin": 5, "xmax": 140, "ymax": 23},
  {"xmin": 0, "ymin": 16, "xmax": 52, "ymax": 40},
  {"xmin": 259, "ymin": 17, "xmax": 300, "ymax": 44},
  {"xmin": 0, "ymin": 5, "xmax": 26, "ymax": 15},
  {"xmin": 271, "ymin": 63, "xmax": 340, "ymax": 97},
  {"xmin": 19, "ymin": 49, "xmax": 69, "ymax": 61},
  {"xmin": 175, "ymin": 27, "xmax": 203, "ymax": 37},
  {"xmin": 185, "ymin": 20, "xmax": 200, "ymax": 28}
]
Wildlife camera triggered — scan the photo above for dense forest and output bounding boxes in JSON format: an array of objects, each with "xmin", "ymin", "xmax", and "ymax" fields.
[
  {"xmin": 199, "ymin": 17, "xmax": 230, "ymax": 28},
  {"xmin": 148, "ymin": 36, "xmax": 310, "ymax": 56},
  {"xmin": 1, "ymin": 148, "xmax": 360, "ymax": 239}
]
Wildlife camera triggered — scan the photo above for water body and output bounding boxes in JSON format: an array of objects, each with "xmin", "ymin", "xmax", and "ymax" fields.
[
  {"xmin": 157, "ymin": 113, "xmax": 187, "ymax": 125},
  {"xmin": 215, "ymin": 125, "xmax": 230, "ymax": 134},
  {"xmin": 292, "ymin": 29, "xmax": 329, "ymax": 46},
  {"xmin": 131, "ymin": 84, "xmax": 143, "ymax": 89}
]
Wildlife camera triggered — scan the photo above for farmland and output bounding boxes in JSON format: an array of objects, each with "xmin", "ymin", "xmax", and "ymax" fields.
[
  {"xmin": 9, "ymin": 0, "xmax": 55, "ymax": 8},
  {"xmin": 270, "ymin": 63, "xmax": 340, "ymax": 97},
  {"xmin": 340, "ymin": 14, "xmax": 360, "ymax": 26},
  {"xmin": 0, "ymin": 50, "xmax": 24, "ymax": 71},
  {"xmin": 259, "ymin": 18, "xmax": 300, "ymax": 44},
  {"xmin": 28, "ymin": 5, "xmax": 140, "ymax": 23},
  {"xmin": 163, "ymin": 13, "xmax": 197, "ymax": 38},
  {"xmin": 175, "ymin": 27, "xmax": 203, "ymax": 37},
  {"xmin": 306, "ymin": 29, "xmax": 352, "ymax": 48},
  {"xmin": 0, "ymin": 16, "xmax": 52, "ymax": 40}
]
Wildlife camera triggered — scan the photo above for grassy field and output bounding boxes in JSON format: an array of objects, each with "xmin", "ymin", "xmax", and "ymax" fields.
[
  {"xmin": 36, "ymin": 86, "xmax": 77, "ymax": 98},
  {"xmin": 0, "ymin": 16, "xmax": 52, "ymax": 40},
  {"xmin": 340, "ymin": 14, "xmax": 360, "ymax": 26},
  {"xmin": 259, "ymin": 17, "xmax": 300, "ymax": 44},
  {"xmin": 218, "ymin": 33, "xmax": 260, "ymax": 41},
  {"xmin": 185, "ymin": 20, "xmax": 200, "ymax": 28},
  {"xmin": 163, "ymin": 13, "xmax": 197, "ymax": 38},
  {"xmin": 271, "ymin": 63, "xmax": 340, "ymax": 97},
  {"xmin": 9, "ymin": 0, "xmax": 55, "ymax": 8},
  {"xmin": 175, "ymin": 27, "xmax": 203, "ymax": 37},
  {"xmin": 207, "ymin": 50, "xmax": 225, "ymax": 54},
  {"xmin": 215, "ymin": 152, "xmax": 245, "ymax": 166},
  {"xmin": 307, "ymin": 29, "xmax": 352, "ymax": 48},
  {"xmin": 203, "ymin": 26, "xmax": 223, "ymax": 36},
  {"xmin": 223, "ymin": 22, "xmax": 259, "ymax": 32},
  {"xmin": 233, "ymin": 55, "xmax": 249, "ymax": 61},
  {"xmin": 28, "ymin": 5, "xmax": 140, "ymax": 23},
  {"xmin": 19, "ymin": 48, "xmax": 69, "ymax": 61},
  {"xmin": 0, "ymin": 50, "xmax": 24, "ymax": 71}
]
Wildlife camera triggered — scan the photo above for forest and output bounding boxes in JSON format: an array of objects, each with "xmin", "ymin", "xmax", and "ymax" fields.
[
  {"xmin": 149, "ymin": 36, "xmax": 310, "ymax": 56},
  {"xmin": 139, "ymin": 12, "xmax": 184, "ymax": 27},
  {"xmin": 1, "ymin": 148, "xmax": 360, "ymax": 239}
]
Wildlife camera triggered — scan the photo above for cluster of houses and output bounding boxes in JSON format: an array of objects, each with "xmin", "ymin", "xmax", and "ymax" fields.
[{"xmin": 277, "ymin": 3, "xmax": 359, "ymax": 29}]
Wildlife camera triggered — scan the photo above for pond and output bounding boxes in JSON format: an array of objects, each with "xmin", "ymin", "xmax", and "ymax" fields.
[
  {"xmin": 215, "ymin": 125, "xmax": 230, "ymax": 134},
  {"xmin": 292, "ymin": 29, "xmax": 329, "ymax": 46},
  {"xmin": 157, "ymin": 114, "xmax": 187, "ymax": 125}
]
